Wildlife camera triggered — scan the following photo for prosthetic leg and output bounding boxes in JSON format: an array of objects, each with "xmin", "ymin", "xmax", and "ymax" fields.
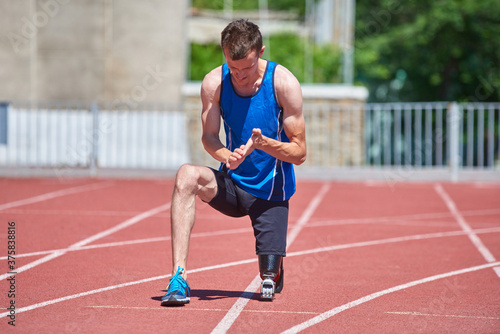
[{"xmin": 259, "ymin": 254, "xmax": 284, "ymax": 300}]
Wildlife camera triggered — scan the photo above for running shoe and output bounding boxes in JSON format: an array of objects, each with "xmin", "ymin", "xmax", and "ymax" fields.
[
  {"xmin": 260, "ymin": 277, "xmax": 275, "ymax": 300},
  {"xmin": 161, "ymin": 266, "xmax": 191, "ymax": 306},
  {"xmin": 260, "ymin": 262, "xmax": 284, "ymax": 300}
]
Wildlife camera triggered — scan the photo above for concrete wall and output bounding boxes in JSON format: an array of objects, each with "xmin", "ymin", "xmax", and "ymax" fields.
[{"xmin": 0, "ymin": 0, "xmax": 188, "ymax": 104}]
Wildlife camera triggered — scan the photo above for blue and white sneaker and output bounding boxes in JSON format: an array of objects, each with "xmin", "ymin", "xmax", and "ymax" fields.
[{"xmin": 161, "ymin": 266, "xmax": 191, "ymax": 306}]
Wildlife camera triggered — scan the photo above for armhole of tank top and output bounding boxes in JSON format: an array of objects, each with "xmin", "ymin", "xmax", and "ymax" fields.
[
  {"xmin": 219, "ymin": 64, "xmax": 226, "ymax": 118},
  {"xmin": 271, "ymin": 63, "xmax": 283, "ymax": 111}
]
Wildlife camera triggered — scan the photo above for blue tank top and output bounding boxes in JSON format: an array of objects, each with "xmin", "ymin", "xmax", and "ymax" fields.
[{"xmin": 219, "ymin": 60, "xmax": 296, "ymax": 201}]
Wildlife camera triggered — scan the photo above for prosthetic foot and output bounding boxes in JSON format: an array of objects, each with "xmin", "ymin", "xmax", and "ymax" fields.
[{"xmin": 259, "ymin": 254, "xmax": 284, "ymax": 301}]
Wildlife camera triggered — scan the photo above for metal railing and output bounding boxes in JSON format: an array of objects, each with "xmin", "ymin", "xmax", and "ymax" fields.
[
  {"xmin": 364, "ymin": 102, "xmax": 500, "ymax": 169},
  {"xmin": 0, "ymin": 100, "xmax": 499, "ymax": 179},
  {"xmin": 0, "ymin": 101, "xmax": 189, "ymax": 175}
]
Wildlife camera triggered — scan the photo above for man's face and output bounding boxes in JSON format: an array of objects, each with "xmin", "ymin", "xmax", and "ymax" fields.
[{"xmin": 223, "ymin": 47, "xmax": 264, "ymax": 86}]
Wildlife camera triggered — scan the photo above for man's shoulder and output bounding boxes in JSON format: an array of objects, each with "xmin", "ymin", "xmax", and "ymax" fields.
[
  {"xmin": 203, "ymin": 66, "xmax": 223, "ymax": 84},
  {"xmin": 201, "ymin": 66, "xmax": 222, "ymax": 102},
  {"xmin": 201, "ymin": 66, "xmax": 224, "ymax": 95},
  {"xmin": 273, "ymin": 63, "xmax": 301, "ymax": 93}
]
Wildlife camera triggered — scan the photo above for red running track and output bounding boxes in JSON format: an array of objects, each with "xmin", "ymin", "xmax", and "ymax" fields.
[{"xmin": 0, "ymin": 177, "xmax": 499, "ymax": 333}]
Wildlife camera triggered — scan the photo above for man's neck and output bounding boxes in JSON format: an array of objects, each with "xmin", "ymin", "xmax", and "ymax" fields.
[{"xmin": 231, "ymin": 59, "xmax": 267, "ymax": 96}]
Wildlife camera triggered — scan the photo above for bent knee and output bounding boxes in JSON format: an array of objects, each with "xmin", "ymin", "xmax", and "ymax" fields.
[
  {"xmin": 175, "ymin": 164, "xmax": 200, "ymax": 189},
  {"xmin": 175, "ymin": 164, "xmax": 215, "ymax": 194}
]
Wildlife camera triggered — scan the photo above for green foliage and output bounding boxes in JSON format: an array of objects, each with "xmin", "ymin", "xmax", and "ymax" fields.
[
  {"xmin": 312, "ymin": 43, "xmax": 342, "ymax": 83},
  {"xmin": 355, "ymin": 0, "xmax": 500, "ymax": 102},
  {"xmin": 266, "ymin": 33, "xmax": 306, "ymax": 81},
  {"xmin": 189, "ymin": 33, "xmax": 342, "ymax": 83},
  {"xmin": 192, "ymin": 0, "xmax": 257, "ymax": 11},
  {"xmin": 191, "ymin": 0, "xmax": 315, "ymax": 17},
  {"xmin": 188, "ymin": 1, "xmax": 338, "ymax": 83},
  {"xmin": 268, "ymin": 33, "xmax": 342, "ymax": 83},
  {"xmin": 189, "ymin": 43, "xmax": 223, "ymax": 81}
]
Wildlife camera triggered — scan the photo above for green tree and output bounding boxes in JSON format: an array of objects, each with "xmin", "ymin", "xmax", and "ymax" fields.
[
  {"xmin": 355, "ymin": 0, "xmax": 500, "ymax": 102},
  {"xmin": 189, "ymin": 33, "xmax": 342, "ymax": 83},
  {"xmin": 191, "ymin": 0, "xmax": 312, "ymax": 17}
]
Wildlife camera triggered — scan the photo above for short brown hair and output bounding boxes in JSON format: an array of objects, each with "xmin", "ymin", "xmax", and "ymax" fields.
[{"xmin": 221, "ymin": 19, "xmax": 263, "ymax": 60}]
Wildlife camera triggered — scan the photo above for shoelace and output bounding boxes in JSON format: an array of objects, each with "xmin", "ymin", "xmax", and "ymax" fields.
[{"xmin": 167, "ymin": 266, "xmax": 189, "ymax": 293}]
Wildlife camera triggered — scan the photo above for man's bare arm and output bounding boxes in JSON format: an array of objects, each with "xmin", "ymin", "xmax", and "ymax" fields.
[
  {"xmin": 200, "ymin": 67, "xmax": 232, "ymax": 165},
  {"xmin": 234, "ymin": 65, "xmax": 307, "ymax": 166}
]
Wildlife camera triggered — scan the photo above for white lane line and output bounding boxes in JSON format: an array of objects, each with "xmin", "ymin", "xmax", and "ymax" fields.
[
  {"xmin": 3, "ymin": 226, "xmax": 500, "ymax": 264},
  {"xmin": 5, "ymin": 207, "xmax": 499, "ymax": 225},
  {"xmin": 434, "ymin": 184, "xmax": 499, "ymax": 278},
  {"xmin": 0, "ymin": 257, "xmax": 257, "ymax": 319},
  {"xmin": 70, "ymin": 203, "xmax": 171, "ymax": 249},
  {"xmin": 211, "ymin": 183, "xmax": 331, "ymax": 334},
  {"xmin": 307, "ymin": 208, "xmax": 500, "ymax": 228},
  {"xmin": 0, "ymin": 227, "xmax": 251, "ymax": 260},
  {"xmin": 0, "ymin": 274, "xmax": 171, "ymax": 318},
  {"xmin": 310, "ymin": 218, "xmax": 456, "ymax": 228},
  {"xmin": 385, "ymin": 311, "xmax": 500, "ymax": 320},
  {"xmin": 287, "ymin": 184, "xmax": 332, "ymax": 246},
  {"xmin": 210, "ymin": 275, "xmax": 261, "ymax": 334},
  {"xmin": 473, "ymin": 182, "xmax": 500, "ymax": 189},
  {"xmin": 281, "ymin": 261, "xmax": 500, "ymax": 334},
  {"xmin": 0, "ymin": 202, "xmax": 171, "ymax": 280},
  {"xmin": 434, "ymin": 184, "xmax": 496, "ymax": 262},
  {"xmin": 2, "ymin": 226, "xmax": 499, "ymax": 320},
  {"xmin": 1, "ymin": 208, "xmax": 168, "ymax": 218},
  {"xmin": 87, "ymin": 305, "xmax": 320, "ymax": 315},
  {"xmin": 0, "ymin": 182, "xmax": 112, "ymax": 211},
  {"xmin": 286, "ymin": 227, "xmax": 500, "ymax": 258},
  {"xmin": 0, "ymin": 237, "xmax": 171, "ymax": 260}
]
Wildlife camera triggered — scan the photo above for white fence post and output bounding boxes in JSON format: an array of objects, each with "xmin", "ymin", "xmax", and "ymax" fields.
[
  {"xmin": 0, "ymin": 102, "xmax": 8, "ymax": 145},
  {"xmin": 448, "ymin": 102, "xmax": 460, "ymax": 182},
  {"xmin": 90, "ymin": 102, "xmax": 99, "ymax": 177}
]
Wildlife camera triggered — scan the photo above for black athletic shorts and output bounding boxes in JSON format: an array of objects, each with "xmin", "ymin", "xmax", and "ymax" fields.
[{"xmin": 206, "ymin": 168, "xmax": 288, "ymax": 256}]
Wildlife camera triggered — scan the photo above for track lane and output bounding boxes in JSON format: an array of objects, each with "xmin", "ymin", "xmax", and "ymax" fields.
[{"xmin": 1, "ymin": 179, "xmax": 499, "ymax": 333}]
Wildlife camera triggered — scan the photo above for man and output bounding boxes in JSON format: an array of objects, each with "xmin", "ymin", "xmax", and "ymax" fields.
[{"xmin": 161, "ymin": 19, "xmax": 306, "ymax": 306}]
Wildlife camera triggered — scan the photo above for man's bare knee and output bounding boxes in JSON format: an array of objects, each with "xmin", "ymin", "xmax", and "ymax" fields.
[
  {"xmin": 174, "ymin": 164, "xmax": 201, "ymax": 194},
  {"xmin": 175, "ymin": 164, "xmax": 217, "ymax": 201}
]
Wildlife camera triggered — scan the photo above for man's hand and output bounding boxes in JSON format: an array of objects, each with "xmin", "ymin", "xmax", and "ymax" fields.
[{"xmin": 226, "ymin": 128, "xmax": 263, "ymax": 169}]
